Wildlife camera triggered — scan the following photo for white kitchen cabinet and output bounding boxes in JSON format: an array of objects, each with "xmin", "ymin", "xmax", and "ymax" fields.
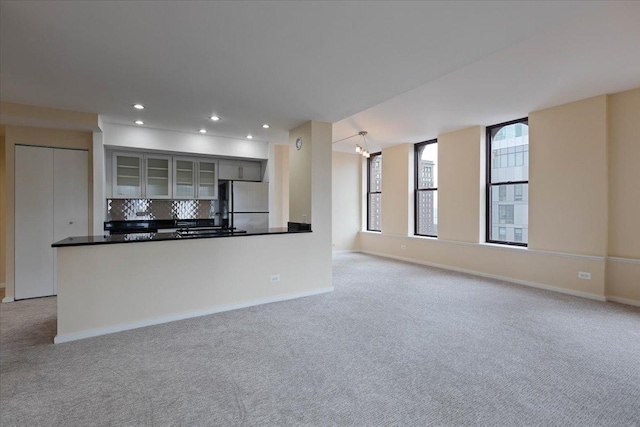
[
  {"xmin": 108, "ymin": 150, "xmax": 257, "ymax": 199},
  {"xmin": 173, "ymin": 157, "xmax": 196, "ymax": 199},
  {"xmin": 197, "ymin": 159, "xmax": 218, "ymax": 199},
  {"xmin": 173, "ymin": 158, "xmax": 218, "ymax": 199},
  {"xmin": 15, "ymin": 145, "xmax": 88, "ymax": 300},
  {"xmin": 219, "ymin": 160, "xmax": 262, "ymax": 181},
  {"xmin": 145, "ymin": 154, "xmax": 172, "ymax": 199},
  {"xmin": 113, "ymin": 152, "xmax": 143, "ymax": 197}
]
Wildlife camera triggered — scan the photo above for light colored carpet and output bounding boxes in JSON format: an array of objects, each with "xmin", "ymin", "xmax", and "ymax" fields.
[{"xmin": 1, "ymin": 252, "xmax": 639, "ymax": 426}]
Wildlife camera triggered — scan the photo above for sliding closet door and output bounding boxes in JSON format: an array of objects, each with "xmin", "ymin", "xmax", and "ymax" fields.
[
  {"xmin": 15, "ymin": 145, "xmax": 55, "ymax": 299},
  {"xmin": 15, "ymin": 146, "xmax": 88, "ymax": 299}
]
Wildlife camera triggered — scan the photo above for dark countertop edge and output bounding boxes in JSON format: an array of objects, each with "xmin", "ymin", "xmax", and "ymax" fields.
[{"xmin": 52, "ymin": 229, "xmax": 312, "ymax": 248}]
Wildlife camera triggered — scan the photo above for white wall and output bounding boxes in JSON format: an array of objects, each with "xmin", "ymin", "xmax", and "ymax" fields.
[{"xmin": 102, "ymin": 122, "xmax": 269, "ymax": 159}]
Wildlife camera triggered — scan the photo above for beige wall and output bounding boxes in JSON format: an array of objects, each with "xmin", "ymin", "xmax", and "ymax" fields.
[
  {"xmin": 289, "ymin": 122, "xmax": 312, "ymax": 224},
  {"xmin": 606, "ymin": 88, "xmax": 640, "ymax": 302},
  {"xmin": 357, "ymin": 88, "xmax": 640, "ymax": 305},
  {"xmin": 360, "ymin": 233, "xmax": 606, "ymax": 298},
  {"xmin": 1, "ymin": 125, "xmax": 93, "ymax": 300},
  {"xmin": 0, "ymin": 102, "xmax": 99, "ymax": 130},
  {"xmin": 0, "ymin": 129, "xmax": 5, "ymax": 286},
  {"xmin": 381, "ymin": 144, "xmax": 413, "ymax": 236},
  {"xmin": 270, "ymin": 144, "xmax": 289, "ymax": 228},
  {"xmin": 438, "ymin": 126, "xmax": 484, "ymax": 243},
  {"xmin": 332, "ymin": 151, "xmax": 361, "ymax": 251},
  {"xmin": 529, "ymin": 95, "xmax": 608, "ymax": 256},
  {"xmin": 607, "ymin": 88, "xmax": 640, "ymax": 259}
]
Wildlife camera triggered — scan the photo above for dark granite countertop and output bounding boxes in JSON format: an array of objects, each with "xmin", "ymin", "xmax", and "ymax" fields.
[
  {"xmin": 104, "ymin": 219, "xmax": 218, "ymax": 233},
  {"xmin": 52, "ymin": 228, "xmax": 312, "ymax": 248}
]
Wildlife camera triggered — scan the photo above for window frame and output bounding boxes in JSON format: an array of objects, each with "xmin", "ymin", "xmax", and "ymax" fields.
[
  {"xmin": 367, "ymin": 152, "xmax": 382, "ymax": 232},
  {"xmin": 486, "ymin": 118, "xmax": 528, "ymax": 247},
  {"xmin": 414, "ymin": 139, "xmax": 438, "ymax": 237}
]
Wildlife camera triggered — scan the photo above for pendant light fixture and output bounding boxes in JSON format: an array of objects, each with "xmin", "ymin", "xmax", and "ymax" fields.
[{"xmin": 333, "ymin": 131, "xmax": 371, "ymax": 158}]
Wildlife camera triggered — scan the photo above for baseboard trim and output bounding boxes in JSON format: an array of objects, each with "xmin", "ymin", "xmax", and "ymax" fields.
[
  {"xmin": 54, "ymin": 287, "xmax": 334, "ymax": 344},
  {"xmin": 2, "ymin": 296, "xmax": 15, "ymax": 303},
  {"xmin": 359, "ymin": 250, "xmax": 607, "ymax": 302},
  {"xmin": 606, "ymin": 296, "xmax": 640, "ymax": 307},
  {"xmin": 332, "ymin": 250, "xmax": 357, "ymax": 254}
]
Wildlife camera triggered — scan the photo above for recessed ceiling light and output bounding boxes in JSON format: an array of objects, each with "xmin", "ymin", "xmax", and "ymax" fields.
[
  {"xmin": 262, "ymin": 124, "xmax": 270, "ymax": 129},
  {"xmin": 210, "ymin": 115, "xmax": 220, "ymax": 121},
  {"xmin": 133, "ymin": 104, "xmax": 145, "ymax": 110},
  {"xmin": 246, "ymin": 134, "xmax": 253, "ymax": 139},
  {"xmin": 199, "ymin": 129, "xmax": 207, "ymax": 134},
  {"xmin": 134, "ymin": 120, "xmax": 144, "ymax": 125}
]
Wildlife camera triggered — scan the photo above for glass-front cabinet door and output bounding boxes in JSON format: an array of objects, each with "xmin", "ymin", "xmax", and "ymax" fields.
[
  {"xmin": 145, "ymin": 155, "xmax": 171, "ymax": 199},
  {"xmin": 113, "ymin": 152, "xmax": 143, "ymax": 197},
  {"xmin": 173, "ymin": 158, "xmax": 196, "ymax": 199},
  {"xmin": 197, "ymin": 160, "xmax": 218, "ymax": 199}
]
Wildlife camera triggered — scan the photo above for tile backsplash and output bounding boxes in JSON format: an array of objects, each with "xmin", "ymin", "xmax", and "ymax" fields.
[{"xmin": 107, "ymin": 199, "xmax": 219, "ymax": 221}]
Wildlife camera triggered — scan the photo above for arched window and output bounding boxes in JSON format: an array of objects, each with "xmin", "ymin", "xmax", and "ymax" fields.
[{"xmin": 487, "ymin": 119, "xmax": 528, "ymax": 245}]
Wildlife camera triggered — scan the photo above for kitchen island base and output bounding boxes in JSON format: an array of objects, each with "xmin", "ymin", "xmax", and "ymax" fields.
[{"xmin": 54, "ymin": 230, "xmax": 331, "ymax": 343}]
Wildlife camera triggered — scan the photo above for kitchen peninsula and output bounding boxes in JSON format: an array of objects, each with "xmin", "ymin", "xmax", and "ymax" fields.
[
  {"xmin": 47, "ymin": 119, "xmax": 332, "ymax": 344},
  {"xmin": 52, "ymin": 224, "xmax": 323, "ymax": 344}
]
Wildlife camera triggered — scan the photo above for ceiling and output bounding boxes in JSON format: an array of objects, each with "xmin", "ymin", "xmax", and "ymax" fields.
[{"xmin": 1, "ymin": 1, "xmax": 636, "ymax": 149}]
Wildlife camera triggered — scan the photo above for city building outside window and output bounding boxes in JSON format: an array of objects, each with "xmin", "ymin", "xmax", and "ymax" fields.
[
  {"xmin": 487, "ymin": 118, "xmax": 529, "ymax": 245},
  {"xmin": 367, "ymin": 152, "xmax": 382, "ymax": 231},
  {"xmin": 514, "ymin": 228, "xmax": 523, "ymax": 242},
  {"xmin": 415, "ymin": 139, "xmax": 438, "ymax": 237}
]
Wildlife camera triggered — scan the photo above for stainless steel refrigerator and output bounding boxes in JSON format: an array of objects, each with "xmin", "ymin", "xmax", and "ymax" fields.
[{"xmin": 222, "ymin": 181, "xmax": 269, "ymax": 231}]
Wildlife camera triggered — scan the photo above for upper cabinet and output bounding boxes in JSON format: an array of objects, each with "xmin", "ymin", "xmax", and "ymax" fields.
[
  {"xmin": 113, "ymin": 152, "xmax": 143, "ymax": 198},
  {"xmin": 172, "ymin": 158, "xmax": 218, "ymax": 199},
  {"xmin": 145, "ymin": 155, "xmax": 172, "ymax": 199},
  {"xmin": 109, "ymin": 150, "xmax": 227, "ymax": 199},
  {"xmin": 197, "ymin": 160, "xmax": 218, "ymax": 199},
  {"xmin": 219, "ymin": 160, "xmax": 262, "ymax": 181},
  {"xmin": 173, "ymin": 158, "xmax": 196, "ymax": 199}
]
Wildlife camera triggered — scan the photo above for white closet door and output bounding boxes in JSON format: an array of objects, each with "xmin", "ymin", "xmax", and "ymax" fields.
[
  {"xmin": 54, "ymin": 149, "xmax": 89, "ymax": 242},
  {"xmin": 15, "ymin": 145, "xmax": 55, "ymax": 299}
]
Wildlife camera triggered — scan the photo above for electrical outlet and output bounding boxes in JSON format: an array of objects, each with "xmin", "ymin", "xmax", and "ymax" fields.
[
  {"xmin": 400, "ymin": 245, "xmax": 407, "ymax": 250},
  {"xmin": 578, "ymin": 271, "xmax": 591, "ymax": 280},
  {"xmin": 270, "ymin": 274, "xmax": 280, "ymax": 283},
  {"xmin": 302, "ymin": 215, "xmax": 307, "ymax": 223}
]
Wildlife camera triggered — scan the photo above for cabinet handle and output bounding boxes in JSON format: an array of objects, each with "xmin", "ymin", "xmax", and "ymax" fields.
[{"xmin": 69, "ymin": 221, "xmax": 74, "ymax": 225}]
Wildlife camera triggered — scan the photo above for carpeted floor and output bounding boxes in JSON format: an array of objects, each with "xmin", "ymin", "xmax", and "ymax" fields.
[{"xmin": 1, "ymin": 253, "xmax": 639, "ymax": 426}]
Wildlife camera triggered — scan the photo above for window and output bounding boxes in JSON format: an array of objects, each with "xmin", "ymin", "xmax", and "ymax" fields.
[
  {"xmin": 499, "ymin": 185, "xmax": 507, "ymax": 202},
  {"xmin": 514, "ymin": 184, "xmax": 523, "ymax": 201},
  {"xmin": 415, "ymin": 139, "xmax": 438, "ymax": 237},
  {"xmin": 498, "ymin": 205, "xmax": 514, "ymax": 224},
  {"xmin": 367, "ymin": 152, "xmax": 382, "ymax": 231},
  {"xmin": 514, "ymin": 228, "xmax": 523, "ymax": 242},
  {"xmin": 487, "ymin": 118, "xmax": 528, "ymax": 246}
]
